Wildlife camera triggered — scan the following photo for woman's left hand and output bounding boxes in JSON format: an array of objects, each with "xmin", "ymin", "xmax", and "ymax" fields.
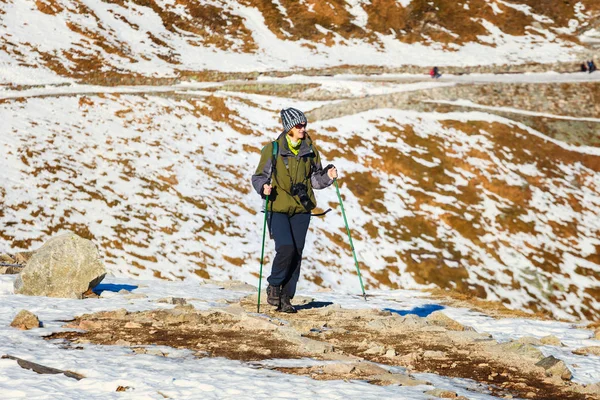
[{"xmin": 327, "ymin": 166, "xmax": 338, "ymax": 180}]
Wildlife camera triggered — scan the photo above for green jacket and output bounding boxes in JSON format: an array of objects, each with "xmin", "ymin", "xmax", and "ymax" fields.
[{"xmin": 252, "ymin": 134, "xmax": 333, "ymax": 215}]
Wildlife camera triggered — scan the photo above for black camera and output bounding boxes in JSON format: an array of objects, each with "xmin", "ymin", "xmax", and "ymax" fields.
[{"xmin": 291, "ymin": 183, "xmax": 314, "ymax": 211}]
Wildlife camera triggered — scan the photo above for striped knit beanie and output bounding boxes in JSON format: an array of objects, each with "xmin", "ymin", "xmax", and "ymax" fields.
[{"xmin": 280, "ymin": 107, "xmax": 307, "ymax": 134}]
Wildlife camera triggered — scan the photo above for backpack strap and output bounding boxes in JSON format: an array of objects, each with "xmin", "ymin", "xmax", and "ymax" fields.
[{"xmin": 270, "ymin": 140, "xmax": 278, "ymax": 180}]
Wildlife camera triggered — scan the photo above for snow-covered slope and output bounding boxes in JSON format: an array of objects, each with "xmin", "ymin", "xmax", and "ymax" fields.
[
  {"xmin": 1, "ymin": 78, "xmax": 600, "ymax": 321},
  {"xmin": 1, "ymin": 0, "xmax": 599, "ymax": 84}
]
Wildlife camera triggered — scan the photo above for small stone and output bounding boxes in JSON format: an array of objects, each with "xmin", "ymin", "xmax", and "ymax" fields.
[
  {"xmin": 426, "ymin": 311, "xmax": 465, "ymax": 331},
  {"xmin": 495, "ymin": 342, "xmax": 544, "ymax": 361},
  {"xmin": 518, "ymin": 336, "xmax": 542, "ymax": 346},
  {"xmin": 352, "ymin": 361, "xmax": 388, "ymax": 375},
  {"xmin": 540, "ymin": 335, "xmax": 562, "ymax": 346},
  {"xmin": 118, "ymin": 289, "xmax": 131, "ymax": 294},
  {"xmin": 535, "ymin": 355, "xmax": 572, "ymax": 380},
  {"xmin": 98, "ymin": 308, "xmax": 128, "ymax": 319},
  {"xmin": 594, "ymin": 328, "xmax": 600, "ymax": 340},
  {"xmin": 10, "ymin": 310, "xmax": 41, "ymax": 330},
  {"xmin": 372, "ymin": 373, "xmax": 428, "ymax": 386},
  {"xmin": 124, "ymin": 321, "xmax": 142, "ymax": 329},
  {"xmin": 425, "ymin": 388, "xmax": 458, "ymax": 398},
  {"xmin": 322, "ymin": 363, "xmax": 355, "ymax": 375},
  {"xmin": 114, "ymin": 339, "xmax": 131, "ymax": 346},
  {"xmin": 525, "ymin": 392, "xmax": 536, "ymax": 398},
  {"xmin": 423, "ymin": 350, "xmax": 447, "ymax": 359},
  {"xmin": 78, "ymin": 320, "xmax": 102, "ymax": 330},
  {"xmin": 572, "ymin": 346, "xmax": 600, "ymax": 356},
  {"xmin": 145, "ymin": 348, "xmax": 167, "ymax": 357},
  {"xmin": 125, "ymin": 293, "xmax": 148, "ymax": 300},
  {"xmin": 157, "ymin": 297, "xmax": 186, "ymax": 305},
  {"xmin": 385, "ymin": 348, "xmax": 397, "ymax": 358},
  {"xmin": 399, "ymin": 352, "xmax": 419, "ymax": 364},
  {"xmin": 364, "ymin": 345, "xmax": 386, "ymax": 355}
]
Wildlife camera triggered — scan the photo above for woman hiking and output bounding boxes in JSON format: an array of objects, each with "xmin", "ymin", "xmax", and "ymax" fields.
[{"xmin": 252, "ymin": 108, "xmax": 337, "ymax": 313}]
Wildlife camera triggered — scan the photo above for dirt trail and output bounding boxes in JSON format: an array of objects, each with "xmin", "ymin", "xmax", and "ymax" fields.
[{"xmin": 47, "ymin": 295, "xmax": 599, "ymax": 400}]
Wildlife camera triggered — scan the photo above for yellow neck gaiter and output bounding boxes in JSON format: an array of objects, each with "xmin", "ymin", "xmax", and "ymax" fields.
[{"xmin": 286, "ymin": 135, "xmax": 301, "ymax": 156}]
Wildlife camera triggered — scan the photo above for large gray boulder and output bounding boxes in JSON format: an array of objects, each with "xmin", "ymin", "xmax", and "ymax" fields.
[{"xmin": 14, "ymin": 232, "xmax": 106, "ymax": 298}]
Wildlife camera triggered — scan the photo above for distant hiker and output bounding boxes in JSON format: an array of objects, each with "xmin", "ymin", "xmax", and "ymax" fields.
[
  {"xmin": 430, "ymin": 66, "xmax": 441, "ymax": 79},
  {"xmin": 252, "ymin": 108, "xmax": 337, "ymax": 313},
  {"xmin": 588, "ymin": 60, "xmax": 597, "ymax": 73},
  {"xmin": 581, "ymin": 62, "xmax": 588, "ymax": 72}
]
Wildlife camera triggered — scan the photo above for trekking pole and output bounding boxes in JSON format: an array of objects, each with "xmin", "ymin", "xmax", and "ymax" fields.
[
  {"xmin": 334, "ymin": 179, "xmax": 367, "ymax": 301},
  {"xmin": 257, "ymin": 194, "xmax": 269, "ymax": 313}
]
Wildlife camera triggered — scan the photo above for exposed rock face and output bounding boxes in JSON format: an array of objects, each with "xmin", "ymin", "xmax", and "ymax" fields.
[
  {"xmin": 14, "ymin": 232, "xmax": 106, "ymax": 299},
  {"xmin": 535, "ymin": 356, "xmax": 572, "ymax": 380},
  {"xmin": 10, "ymin": 310, "xmax": 41, "ymax": 330}
]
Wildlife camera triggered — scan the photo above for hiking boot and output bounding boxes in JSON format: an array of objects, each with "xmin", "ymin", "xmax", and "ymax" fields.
[
  {"xmin": 278, "ymin": 293, "xmax": 297, "ymax": 314},
  {"xmin": 266, "ymin": 285, "xmax": 280, "ymax": 307}
]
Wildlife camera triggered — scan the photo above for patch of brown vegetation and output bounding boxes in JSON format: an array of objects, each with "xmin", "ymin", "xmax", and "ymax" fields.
[
  {"xmin": 240, "ymin": 0, "xmax": 587, "ymax": 49},
  {"xmin": 342, "ymin": 171, "xmax": 387, "ymax": 213},
  {"xmin": 48, "ymin": 306, "xmax": 297, "ymax": 361},
  {"xmin": 240, "ymin": 0, "xmax": 367, "ymax": 45},
  {"xmin": 427, "ymin": 288, "xmax": 556, "ymax": 320},
  {"xmin": 187, "ymin": 96, "xmax": 256, "ymax": 136},
  {"xmin": 104, "ymin": 0, "xmax": 256, "ymax": 53},
  {"xmin": 35, "ymin": 0, "xmax": 63, "ymax": 15}
]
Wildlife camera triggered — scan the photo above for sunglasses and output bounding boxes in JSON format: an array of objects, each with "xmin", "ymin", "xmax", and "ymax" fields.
[{"xmin": 294, "ymin": 123, "xmax": 307, "ymax": 129}]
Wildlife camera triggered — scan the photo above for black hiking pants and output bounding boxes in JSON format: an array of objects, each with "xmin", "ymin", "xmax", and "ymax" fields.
[{"xmin": 268, "ymin": 212, "xmax": 311, "ymax": 298}]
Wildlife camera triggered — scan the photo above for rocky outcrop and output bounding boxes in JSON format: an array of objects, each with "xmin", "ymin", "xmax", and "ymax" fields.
[
  {"xmin": 14, "ymin": 232, "xmax": 106, "ymax": 299},
  {"xmin": 10, "ymin": 310, "xmax": 41, "ymax": 330},
  {"xmin": 47, "ymin": 295, "xmax": 590, "ymax": 400}
]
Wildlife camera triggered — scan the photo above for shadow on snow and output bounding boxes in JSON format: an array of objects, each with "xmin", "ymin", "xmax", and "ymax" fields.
[
  {"xmin": 93, "ymin": 283, "xmax": 139, "ymax": 295},
  {"xmin": 383, "ymin": 304, "xmax": 445, "ymax": 317}
]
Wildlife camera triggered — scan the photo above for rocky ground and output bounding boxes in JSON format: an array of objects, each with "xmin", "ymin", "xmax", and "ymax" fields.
[{"xmin": 46, "ymin": 286, "xmax": 600, "ymax": 400}]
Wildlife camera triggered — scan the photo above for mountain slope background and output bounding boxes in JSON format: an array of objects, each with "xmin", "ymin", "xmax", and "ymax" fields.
[
  {"xmin": 1, "ymin": 0, "xmax": 600, "ymax": 84},
  {"xmin": 1, "ymin": 1, "xmax": 600, "ymax": 322}
]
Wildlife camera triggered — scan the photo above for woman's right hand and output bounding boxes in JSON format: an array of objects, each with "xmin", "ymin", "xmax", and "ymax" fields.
[{"xmin": 263, "ymin": 184, "xmax": 272, "ymax": 195}]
